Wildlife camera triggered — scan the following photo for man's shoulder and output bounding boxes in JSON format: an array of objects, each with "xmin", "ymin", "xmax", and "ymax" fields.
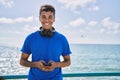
[
  {"xmin": 55, "ymin": 31, "xmax": 66, "ymax": 39},
  {"xmin": 26, "ymin": 31, "xmax": 39, "ymax": 39}
]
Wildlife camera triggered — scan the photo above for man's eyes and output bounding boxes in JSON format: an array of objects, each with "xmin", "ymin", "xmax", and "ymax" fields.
[
  {"xmin": 41, "ymin": 15, "xmax": 54, "ymax": 19},
  {"xmin": 49, "ymin": 16, "xmax": 53, "ymax": 19}
]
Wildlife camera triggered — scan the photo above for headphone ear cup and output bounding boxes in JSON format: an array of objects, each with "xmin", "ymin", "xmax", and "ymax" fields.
[
  {"xmin": 40, "ymin": 30, "xmax": 44, "ymax": 36},
  {"xmin": 39, "ymin": 27, "xmax": 55, "ymax": 37},
  {"xmin": 47, "ymin": 30, "xmax": 53, "ymax": 37},
  {"xmin": 41, "ymin": 29, "xmax": 47, "ymax": 37},
  {"xmin": 49, "ymin": 30, "xmax": 53, "ymax": 37},
  {"xmin": 40, "ymin": 27, "xmax": 45, "ymax": 37}
]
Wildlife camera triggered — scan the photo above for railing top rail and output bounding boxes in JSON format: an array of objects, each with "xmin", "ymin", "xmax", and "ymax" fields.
[{"xmin": 0, "ymin": 72, "xmax": 120, "ymax": 80}]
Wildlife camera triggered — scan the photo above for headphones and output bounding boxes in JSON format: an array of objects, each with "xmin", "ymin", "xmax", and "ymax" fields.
[{"xmin": 39, "ymin": 27, "xmax": 55, "ymax": 37}]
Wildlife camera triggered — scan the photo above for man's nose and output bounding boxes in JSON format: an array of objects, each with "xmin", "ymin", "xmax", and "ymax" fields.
[{"xmin": 44, "ymin": 18, "xmax": 49, "ymax": 22}]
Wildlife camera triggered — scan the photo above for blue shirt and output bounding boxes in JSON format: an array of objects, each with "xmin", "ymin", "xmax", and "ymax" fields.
[{"xmin": 21, "ymin": 31, "xmax": 71, "ymax": 80}]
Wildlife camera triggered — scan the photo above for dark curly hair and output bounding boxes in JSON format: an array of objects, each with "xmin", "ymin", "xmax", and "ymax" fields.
[{"xmin": 39, "ymin": 4, "xmax": 55, "ymax": 17}]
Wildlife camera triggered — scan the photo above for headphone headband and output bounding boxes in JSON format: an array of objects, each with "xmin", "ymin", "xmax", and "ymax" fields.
[{"xmin": 40, "ymin": 27, "xmax": 55, "ymax": 32}]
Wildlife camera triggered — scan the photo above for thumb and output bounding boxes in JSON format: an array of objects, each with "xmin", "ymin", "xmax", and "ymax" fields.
[
  {"xmin": 39, "ymin": 60, "xmax": 46, "ymax": 65},
  {"xmin": 48, "ymin": 60, "xmax": 54, "ymax": 63}
]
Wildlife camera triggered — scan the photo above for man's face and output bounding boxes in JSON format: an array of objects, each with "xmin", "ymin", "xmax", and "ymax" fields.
[{"xmin": 39, "ymin": 11, "xmax": 55, "ymax": 29}]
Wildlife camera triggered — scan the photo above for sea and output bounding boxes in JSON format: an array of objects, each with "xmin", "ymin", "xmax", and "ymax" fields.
[{"xmin": 0, "ymin": 44, "xmax": 120, "ymax": 80}]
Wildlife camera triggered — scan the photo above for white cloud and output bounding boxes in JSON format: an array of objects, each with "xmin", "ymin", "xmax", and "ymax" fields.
[
  {"xmin": 64, "ymin": 17, "xmax": 120, "ymax": 37},
  {"xmin": 15, "ymin": 17, "xmax": 33, "ymax": 23},
  {"xmin": 23, "ymin": 24, "xmax": 38, "ymax": 33},
  {"xmin": 4, "ymin": 30, "xmax": 21, "ymax": 34},
  {"xmin": 58, "ymin": 0, "xmax": 97, "ymax": 10},
  {"xmin": 69, "ymin": 18, "xmax": 85, "ymax": 27},
  {"xmin": 88, "ymin": 21, "xmax": 98, "ymax": 26},
  {"xmin": 0, "ymin": 17, "xmax": 13, "ymax": 24},
  {"xmin": 102, "ymin": 17, "xmax": 120, "ymax": 30},
  {"xmin": 92, "ymin": 6, "xmax": 99, "ymax": 11},
  {"xmin": 24, "ymin": 24, "xmax": 31, "ymax": 32},
  {"xmin": 113, "ymin": 30, "xmax": 119, "ymax": 34},
  {"xmin": 99, "ymin": 28, "xmax": 105, "ymax": 33},
  {"xmin": 0, "ymin": 16, "xmax": 33, "ymax": 24},
  {"xmin": 0, "ymin": 0, "xmax": 14, "ymax": 8},
  {"xmin": 89, "ymin": 6, "xmax": 100, "ymax": 11}
]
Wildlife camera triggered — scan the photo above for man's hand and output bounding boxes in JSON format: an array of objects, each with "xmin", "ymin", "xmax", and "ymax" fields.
[
  {"xmin": 34, "ymin": 60, "xmax": 56, "ymax": 71},
  {"xmin": 44, "ymin": 60, "xmax": 58, "ymax": 71},
  {"xmin": 34, "ymin": 60, "xmax": 47, "ymax": 71}
]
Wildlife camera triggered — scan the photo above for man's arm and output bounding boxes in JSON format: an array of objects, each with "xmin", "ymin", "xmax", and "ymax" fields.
[
  {"xmin": 20, "ymin": 53, "xmax": 36, "ymax": 67},
  {"xmin": 20, "ymin": 53, "xmax": 52, "ymax": 71},
  {"xmin": 57, "ymin": 55, "xmax": 71, "ymax": 68},
  {"xmin": 48, "ymin": 55, "xmax": 71, "ymax": 69}
]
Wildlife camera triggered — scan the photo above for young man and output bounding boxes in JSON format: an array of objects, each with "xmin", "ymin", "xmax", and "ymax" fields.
[{"xmin": 20, "ymin": 4, "xmax": 72, "ymax": 80}]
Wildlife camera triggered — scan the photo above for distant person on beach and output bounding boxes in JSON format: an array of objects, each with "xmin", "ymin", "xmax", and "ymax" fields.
[{"xmin": 20, "ymin": 4, "xmax": 72, "ymax": 80}]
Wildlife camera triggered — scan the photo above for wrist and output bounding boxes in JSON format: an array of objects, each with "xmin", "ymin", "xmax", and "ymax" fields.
[
  {"xmin": 56, "ymin": 62, "xmax": 60, "ymax": 68},
  {"xmin": 33, "ymin": 62, "xmax": 39, "ymax": 68}
]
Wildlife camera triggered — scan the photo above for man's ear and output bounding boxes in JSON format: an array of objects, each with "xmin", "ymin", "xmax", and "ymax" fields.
[
  {"xmin": 53, "ymin": 17, "xmax": 55, "ymax": 22},
  {"xmin": 53, "ymin": 19, "xmax": 55, "ymax": 22},
  {"xmin": 39, "ymin": 16, "xmax": 41, "ymax": 22}
]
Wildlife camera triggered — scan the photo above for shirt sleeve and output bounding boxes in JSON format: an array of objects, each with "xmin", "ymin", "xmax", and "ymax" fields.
[
  {"xmin": 20, "ymin": 35, "xmax": 31, "ymax": 55},
  {"xmin": 62, "ymin": 36, "xmax": 72, "ymax": 56}
]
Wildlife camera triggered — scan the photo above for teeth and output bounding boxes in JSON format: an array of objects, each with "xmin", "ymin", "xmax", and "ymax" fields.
[{"xmin": 45, "ymin": 23, "xmax": 49, "ymax": 26}]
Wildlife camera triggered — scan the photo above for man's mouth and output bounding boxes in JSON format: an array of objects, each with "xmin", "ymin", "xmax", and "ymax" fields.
[{"xmin": 44, "ymin": 23, "xmax": 49, "ymax": 26}]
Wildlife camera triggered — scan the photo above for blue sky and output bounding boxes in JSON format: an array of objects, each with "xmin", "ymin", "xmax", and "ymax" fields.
[{"xmin": 0, "ymin": 0, "xmax": 120, "ymax": 47}]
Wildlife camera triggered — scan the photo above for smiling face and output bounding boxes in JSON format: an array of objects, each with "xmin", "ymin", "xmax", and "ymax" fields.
[{"xmin": 39, "ymin": 11, "xmax": 55, "ymax": 30}]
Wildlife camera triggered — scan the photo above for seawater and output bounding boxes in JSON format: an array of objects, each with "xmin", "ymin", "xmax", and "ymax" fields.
[{"xmin": 0, "ymin": 44, "xmax": 120, "ymax": 80}]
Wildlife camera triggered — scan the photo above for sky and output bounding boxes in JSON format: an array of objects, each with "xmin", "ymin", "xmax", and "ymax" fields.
[{"xmin": 0, "ymin": 0, "xmax": 120, "ymax": 47}]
